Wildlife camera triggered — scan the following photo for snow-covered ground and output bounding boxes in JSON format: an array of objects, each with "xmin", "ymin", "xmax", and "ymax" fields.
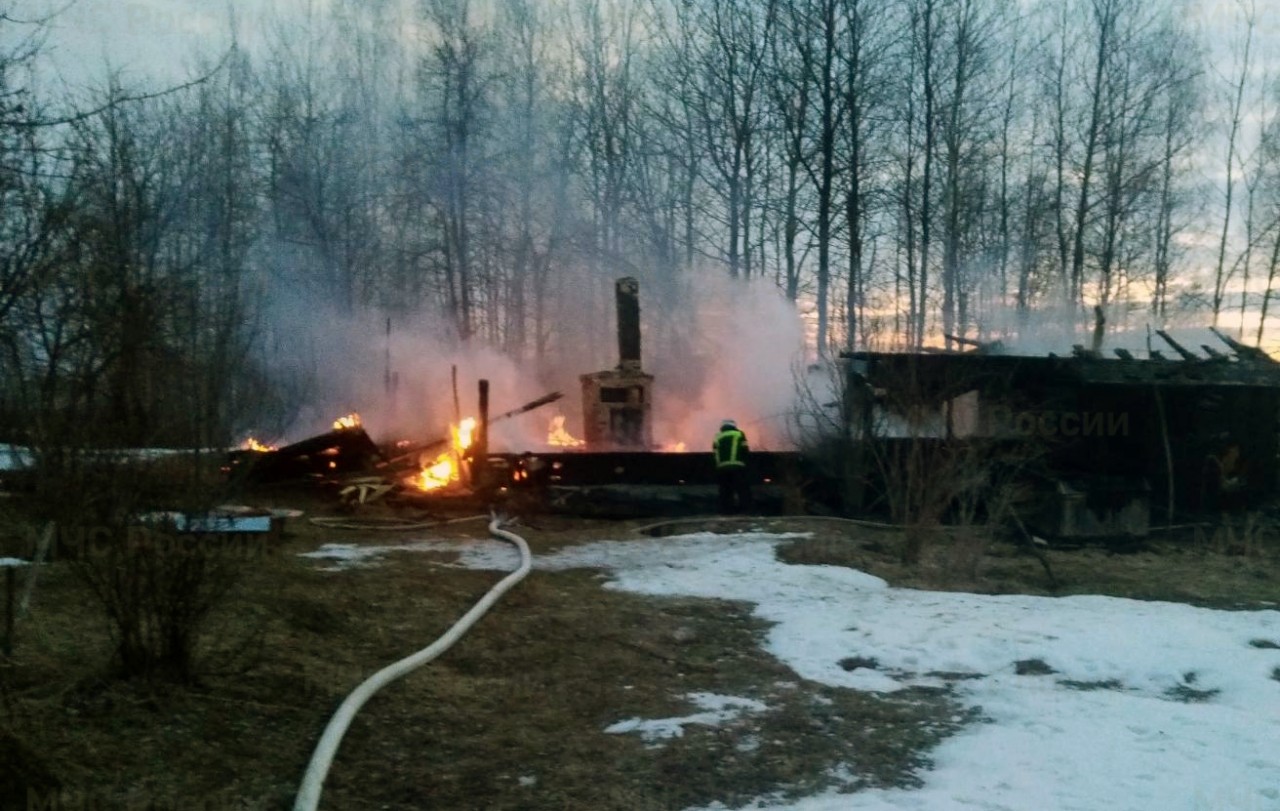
[{"xmin": 302, "ymin": 531, "xmax": 1280, "ymax": 811}]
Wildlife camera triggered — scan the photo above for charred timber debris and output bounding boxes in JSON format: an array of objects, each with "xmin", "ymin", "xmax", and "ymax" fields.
[{"xmin": 224, "ymin": 277, "xmax": 808, "ymax": 519}]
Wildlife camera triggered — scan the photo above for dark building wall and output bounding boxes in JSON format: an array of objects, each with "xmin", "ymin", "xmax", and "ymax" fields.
[{"xmin": 844, "ymin": 352, "xmax": 1280, "ymax": 515}]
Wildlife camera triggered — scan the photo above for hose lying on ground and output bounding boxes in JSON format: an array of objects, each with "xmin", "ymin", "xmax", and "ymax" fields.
[
  {"xmin": 630, "ymin": 514, "xmax": 900, "ymax": 536},
  {"xmin": 307, "ymin": 514, "xmax": 488, "ymax": 532},
  {"xmin": 293, "ymin": 514, "xmax": 532, "ymax": 811}
]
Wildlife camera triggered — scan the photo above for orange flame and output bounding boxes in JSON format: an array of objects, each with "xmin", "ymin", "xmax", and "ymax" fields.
[
  {"xmin": 241, "ymin": 437, "xmax": 276, "ymax": 453},
  {"xmin": 660, "ymin": 441, "xmax": 688, "ymax": 453},
  {"xmin": 333, "ymin": 413, "xmax": 362, "ymax": 431},
  {"xmin": 416, "ymin": 417, "xmax": 477, "ymax": 491},
  {"xmin": 547, "ymin": 415, "xmax": 585, "ymax": 448}
]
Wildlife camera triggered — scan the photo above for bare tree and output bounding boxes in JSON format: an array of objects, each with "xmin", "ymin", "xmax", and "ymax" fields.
[
  {"xmin": 684, "ymin": 0, "xmax": 772, "ymax": 280},
  {"xmin": 764, "ymin": 0, "xmax": 816, "ymax": 303},
  {"xmin": 1150, "ymin": 33, "xmax": 1202, "ymax": 320},
  {"xmin": 1066, "ymin": 0, "xmax": 1121, "ymax": 305},
  {"xmin": 0, "ymin": 12, "xmax": 66, "ymax": 423},
  {"xmin": 566, "ymin": 0, "xmax": 640, "ymax": 262},
  {"xmin": 936, "ymin": 0, "xmax": 1003, "ymax": 344},
  {"xmin": 257, "ymin": 3, "xmax": 394, "ymax": 317},
  {"xmin": 1029, "ymin": 0, "xmax": 1200, "ymax": 322},
  {"xmin": 417, "ymin": 0, "xmax": 493, "ymax": 341},
  {"xmin": 1212, "ymin": 0, "xmax": 1255, "ymax": 326},
  {"xmin": 799, "ymin": 0, "xmax": 846, "ymax": 356},
  {"xmin": 893, "ymin": 0, "xmax": 945, "ymax": 348},
  {"xmin": 492, "ymin": 0, "xmax": 557, "ymax": 356},
  {"xmin": 3, "ymin": 61, "xmax": 274, "ymax": 678},
  {"xmin": 839, "ymin": 0, "xmax": 891, "ymax": 351},
  {"xmin": 1253, "ymin": 83, "xmax": 1280, "ymax": 344}
]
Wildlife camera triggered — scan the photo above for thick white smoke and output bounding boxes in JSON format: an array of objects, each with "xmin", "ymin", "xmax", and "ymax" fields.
[
  {"xmin": 257, "ymin": 268, "xmax": 812, "ymax": 453},
  {"xmin": 646, "ymin": 274, "xmax": 810, "ymax": 451}
]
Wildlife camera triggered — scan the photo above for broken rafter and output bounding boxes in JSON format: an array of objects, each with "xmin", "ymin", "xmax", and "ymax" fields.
[
  {"xmin": 1210, "ymin": 327, "xmax": 1275, "ymax": 364},
  {"xmin": 944, "ymin": 334, "xmax": 1000, "ymax": 353},
  {"xmin": 383, "ymin": 390, "xmax": 565, "ymax": 469},
  {"xmin": 1200, "ymin": 344, "xmax": 1228, "ymax": 361},
  {"xmin": 1113, "ymin": 348, "xmax": 1135, "ymax": 361},
  {"xmin": 490, "ymin": 391, "xmax": 564, "ymax": 422},
  {"xmin": 1155, "ymin": 330, "xmax": 1200, "ymax": 362}
]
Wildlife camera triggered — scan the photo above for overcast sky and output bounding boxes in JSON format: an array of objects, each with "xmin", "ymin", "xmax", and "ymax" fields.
[
  {"xmin": 19, "ymin": 0, "xmax": 1280, "ymax": 336},
  {"xmin": 27, "ymin": 0, "xmax": 1280, "ymax": 85},
  {"xmin": 22, "ymin": 0, "xmax": 1280, "ymax": 167},
  {"xmin": 34, "ymin": 0, "xmax": 293, "ymax": 87}
]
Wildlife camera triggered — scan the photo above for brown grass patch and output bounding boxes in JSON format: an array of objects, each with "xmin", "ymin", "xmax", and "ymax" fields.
[
  {"xmin": 774, "ymin": 519, "xmax": 1280, "ymax": 608},
  {"xmin": 1, "ymin": 504, "xmax": 969, "ymax": 810}
]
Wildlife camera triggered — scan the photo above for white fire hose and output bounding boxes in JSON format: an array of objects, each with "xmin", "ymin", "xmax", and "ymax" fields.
[{"xmin": 293, "ymin": 514, "xmax": 532, "ymax": 811}]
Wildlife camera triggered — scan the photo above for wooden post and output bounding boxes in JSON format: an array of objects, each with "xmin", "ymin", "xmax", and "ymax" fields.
[
  {"xmin": 20, "ymin": 521, "xmax": 53, "ymax": 617},
  {"xmin": 4, "ymin": 567, "xmax": 14, "ymax": 656},
  {"xmin": 384, "ymin": 317, "xmax": 392, "ymax": 395},
  {"xmin": 1153, "ymin": 385, "xmax": 1175, "ymax": 525},
  {"xmin": 475, "ymin": 379, "xmax": 490, "ymax": 491},
  {"xmin": 452, "ymin": 365, "xmax": 462, "ymax": 427}
]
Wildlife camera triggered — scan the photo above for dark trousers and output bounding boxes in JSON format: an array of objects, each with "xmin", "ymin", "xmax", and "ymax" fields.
[{"xmin": 716, "ymin": 465, "xmax": 752, "ymax": 514}]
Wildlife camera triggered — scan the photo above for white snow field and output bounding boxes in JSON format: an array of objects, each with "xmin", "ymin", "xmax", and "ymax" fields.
[{"xmin": 303, "ymin": 531, "xmax": 1280, "ymax": 811}]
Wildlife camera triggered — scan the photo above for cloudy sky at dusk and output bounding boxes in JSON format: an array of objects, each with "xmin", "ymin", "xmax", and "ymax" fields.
[
  {"xmin": 14, "ymin": 0, "xmax": 1280, "ymax": 345},
  {"xmin": 27, "ymin": 0, "xmax": 1280, "ymax": 87}
]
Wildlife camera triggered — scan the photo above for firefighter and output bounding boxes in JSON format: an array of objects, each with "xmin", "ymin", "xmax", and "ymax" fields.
[{"xmin": 713, "ymin": 419, "xmax": 752, "ymax": 514}]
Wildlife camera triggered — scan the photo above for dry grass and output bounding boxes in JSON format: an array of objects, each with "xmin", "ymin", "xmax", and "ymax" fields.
[
  {"xmin": 775, "ymin": 519, "xmax": 1280, "ymax": 608},
  {"xmin": 1, "ymin": 501, "xmax": 970, "ymax": 811}
]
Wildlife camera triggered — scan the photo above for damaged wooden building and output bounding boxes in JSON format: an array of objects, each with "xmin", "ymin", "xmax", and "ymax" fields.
[{"xmin": 842, "ymin": 329, "xmax": 1280, "ymax": 539}]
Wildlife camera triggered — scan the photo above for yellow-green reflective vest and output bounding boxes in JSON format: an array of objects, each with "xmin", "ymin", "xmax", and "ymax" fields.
[{"xmin": 713, "ymin": 429, "xmax": 747, "ymax": 468}]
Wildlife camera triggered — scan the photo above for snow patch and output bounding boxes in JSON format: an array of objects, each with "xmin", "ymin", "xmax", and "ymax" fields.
[{"xmin": 605, "ymin": 692, "xmax": 768, "ymax": 746}]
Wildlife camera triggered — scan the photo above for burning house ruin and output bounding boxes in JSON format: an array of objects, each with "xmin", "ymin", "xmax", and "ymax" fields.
[
  {"xmin": 221, "ymin": 275, "xmax": 809, "ymax": 516},
  {"xmin": 843, "ymin": 328, "xmax": 1280, "ymax": 539}
]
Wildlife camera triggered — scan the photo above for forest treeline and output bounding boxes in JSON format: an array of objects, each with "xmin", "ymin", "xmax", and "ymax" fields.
[{"xmin": 2, "ymin": 0, "xmax": 1279, "ymax": 448}]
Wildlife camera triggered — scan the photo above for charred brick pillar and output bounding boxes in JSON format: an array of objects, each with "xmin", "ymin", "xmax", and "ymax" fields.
[{"xmin": 581, "ymin": 277, "xmax": 655, "ymax": 450}]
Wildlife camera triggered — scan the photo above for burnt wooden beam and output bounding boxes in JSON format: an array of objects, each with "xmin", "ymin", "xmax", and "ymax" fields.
[
  {"xmin": 945, "ymin": 333, "xmax": 999, "ymax": 353},
  {"xmin": 380, "ymin": 437, "xmax": 450, "ymax": 470},
  {"xmin": 1200, "ymin": 344, "xmax": 1227, "ymax": 361},
  {"xmin": 475, "ymin": 379, "xmax": 490, "ymax": 489},
  {"xmin": 1113, "ymin": 348, "xmax": 1135, "ymax": 361},
  {"xmin": 1210, "ymin": 327, "xmax": 1275, "ymax": 363},
  {"xmin": 490, "ymin": 391, "xmax": 563, "ymax": 422},
  {"xmin": 381, "ymin": 390, "xmax": 564, "ymax": 469},
  {"xmin": 1155, "ymin": 330, "xmax": 1200, "ymax": 362}
]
